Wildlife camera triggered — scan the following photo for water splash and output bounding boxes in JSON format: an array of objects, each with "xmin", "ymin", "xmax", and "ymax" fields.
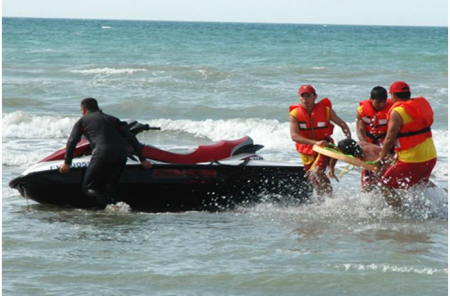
[
  {"xmin": 238, "ymin": 183, "xmax": 447, "ymax": 223},
  {"xmin": 105, "ymin": 202, "xmax": 132, "ymax": 213}
]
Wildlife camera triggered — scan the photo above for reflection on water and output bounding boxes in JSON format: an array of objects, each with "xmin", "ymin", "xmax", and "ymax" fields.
[{"xmin": 374, "ymin": 229, "xmax": 432, "ymax": 245}]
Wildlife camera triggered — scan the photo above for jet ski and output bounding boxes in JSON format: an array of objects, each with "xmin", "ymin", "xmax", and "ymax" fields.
[{"xmin": 9, "ymin": 120, "xmax": 312, "ymax": 211}]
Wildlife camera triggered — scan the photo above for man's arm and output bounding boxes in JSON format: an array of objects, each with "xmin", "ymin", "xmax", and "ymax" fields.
[
  {"xmin": 122, "ymin": 124, "xmax": 145, "ymax": 160},
  {"xmin": 289, "ymin": 115, "xmax": 328, "ymax": 146},
  {"xmin": 379, "ymin": 111, "xmax": 402, "ymax": 160},
  {"xmin": 330, "ymin": 109, "xmax": 351, "ymax": 139},
  {"xmin": 356, "ymin": 112, "xmax": 367, "ymax": 142},
  {"xmin": 121, "ymin": 123, "xmax": 152, "ymax": 169},
  {"xmin": 60, "ymin": 119, "xmax": 83, "ymax": 173}
]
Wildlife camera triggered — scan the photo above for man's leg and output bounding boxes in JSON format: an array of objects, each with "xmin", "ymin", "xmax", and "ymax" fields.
[
  {"xmin": 361, "ymin": 169, "xmax": 376, "ymax": 193},
  {"xmin": 304, "ymin": 153, "xmax": 332, "ymax": 197},
  {"xmin": 378, "ymin": 159, "xmax": 436, "ymax": 209},
  {"xmin": 379, "ymin": 184, "xmax": 402, "ymax": 208},
  {"xmin": 311, "ymin": 167, "xmax": 333, "ymax": 196},
  {"xmin": 104, "ymin": 154, "xmax": 127, "ymax": 204},
  {"xmin": 378, "ymin": 162, "xmax": 405, "ymax": 209}
]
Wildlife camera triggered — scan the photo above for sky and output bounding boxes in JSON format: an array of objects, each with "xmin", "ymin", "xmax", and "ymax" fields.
[{"xmin": 2, "ymin": 0, "xmax": 448, "ymax": 27}]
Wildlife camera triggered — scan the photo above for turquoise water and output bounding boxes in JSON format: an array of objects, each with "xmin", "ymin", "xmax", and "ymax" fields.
[
  {"xmin": 2, "ymin": 17, "xmax": 448, "ymax": 295},
  {"xmin": 3, "ymin": 18, "xmax": 448, "ymax": 124}
]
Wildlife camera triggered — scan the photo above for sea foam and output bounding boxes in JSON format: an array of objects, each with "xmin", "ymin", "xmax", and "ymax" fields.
[
  {"xmin": 3, "ymin": 111, "xmax": 449, "ymax": 178},
  {"xmin": 338, "ymin": 263, "xmax": 447, "ymax": 275},
  {"xmin": 2, "ymin": 111, "xmax": 75, "ymax": 139},
  {"xmin": 70, "ymin": 68, "xmax": 148, "ymax": 75}
]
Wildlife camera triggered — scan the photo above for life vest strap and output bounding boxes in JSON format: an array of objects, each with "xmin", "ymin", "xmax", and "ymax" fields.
[
  {"xmin": 298, "ymin": 125, "xmax": 331, "ymax": 131},
  {"xmin": 362, "ymin": 121, "xmax": 388, "ymax": 128},
  {"xmin": 366, "ymin": 132, "xmax": 386, "ymax": 144},
  {"xmin": 397, "ymin": 126, "xmax": 431, "ymax": 138}
]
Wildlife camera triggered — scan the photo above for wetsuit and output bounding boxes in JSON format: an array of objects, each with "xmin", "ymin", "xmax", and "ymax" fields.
[{"xmin": 64, "ymin": 110, "xmax": 146, "ymax": 206}]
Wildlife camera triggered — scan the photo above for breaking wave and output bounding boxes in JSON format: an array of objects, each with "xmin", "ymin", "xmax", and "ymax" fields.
[{"xmin": 70, "ymin": 68, "xmax": 148, "ymax": 75}]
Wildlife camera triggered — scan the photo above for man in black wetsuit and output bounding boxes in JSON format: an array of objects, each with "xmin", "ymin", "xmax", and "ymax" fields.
[{"xmin": 60, "ymin": 98, "xmax": 152, "ymax": 207}]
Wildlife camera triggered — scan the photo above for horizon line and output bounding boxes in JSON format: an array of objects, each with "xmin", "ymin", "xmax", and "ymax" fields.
[{"xmin": 3, "ymin": 16, "xmax": 448, "ymax": 29}]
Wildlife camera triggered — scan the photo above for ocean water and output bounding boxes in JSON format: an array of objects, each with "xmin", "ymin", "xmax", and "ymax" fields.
[{"xmin": 2, "ymin": 17, "xmax": 448, "ymax": 295}]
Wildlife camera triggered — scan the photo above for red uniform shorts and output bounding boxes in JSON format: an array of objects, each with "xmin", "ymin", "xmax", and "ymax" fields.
[{"xmin": 379, "ymin": 158, "xmax": 436, "ymax": 189}]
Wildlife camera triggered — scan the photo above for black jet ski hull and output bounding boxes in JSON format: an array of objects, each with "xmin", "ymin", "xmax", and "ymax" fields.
[{"xmin": 9, "ymin": 164, "xmax": 312, "ymax": 211}]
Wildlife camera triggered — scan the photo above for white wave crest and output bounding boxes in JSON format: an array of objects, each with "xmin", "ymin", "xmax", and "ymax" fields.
[
  {"xmin": 70, "ymin": 68, "xmax": 148, "ymax": 75},
  {"xmin": 148, "ymin": 118, "xmax": 449, "ymax": 158},
  {"xmin": 3, "ymin": 112, "xmax": 449, "ymax": 158},
  {"xmin": 2, "ymin": 111, "xmax": 75, "ymax": 139},
  {"xmin": 2, "ymin": 150, "xmax": 47, "ymax": 167},
  {"xmin": 148, "ymin": 118, "xmax": 292, "ymax": 151},
  {"xmin": 432, "ymin": 129, "xmax": 448, "ymax": 157},
  {"xmin": 2, "ymin": 113, "xmax": 449, "ymax": 181},
  {"xmin": 338, "ymin": 263, "xmax": 447, "ymax": 275}
]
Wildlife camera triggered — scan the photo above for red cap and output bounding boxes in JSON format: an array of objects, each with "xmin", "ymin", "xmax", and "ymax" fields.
[
  {"xmin": 389, "ymin": 81, "xmax": 410, "ymax": 93},
  {"xmin": 298, "ymin": 85, "xmax": 316, "ymax": 95}
]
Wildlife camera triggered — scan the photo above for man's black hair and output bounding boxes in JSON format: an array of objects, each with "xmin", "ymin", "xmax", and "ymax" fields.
[
  {"xmin": 81, "ymin": 97, "xmax": 100, "ymax": 112},
  {"xmin": 338, "ymin": 139, "xmax": 362, "ymax": 157},
  {"xmin": 370, "ymin": 86, "xmax": 388, "ymax": 101},
  {"xmin": 394, "ymin": 92, "xmax": 411, "ymax": 100}
]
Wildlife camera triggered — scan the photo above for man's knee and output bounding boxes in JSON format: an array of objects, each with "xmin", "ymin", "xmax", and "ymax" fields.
[
  {"xmin": 312, "ymin": 168, "xmax": 329, "ymax": 181},
  {"xmin": 82, "ymin": 186, "xmax": 98, "ymax": 197},
  {"xmin": 82, "ymin": 187, "xmax": 109, "ymax": 207},
  {"xmin": 378, "ymin": 183, "xmax": 402, "ymax": 208}
]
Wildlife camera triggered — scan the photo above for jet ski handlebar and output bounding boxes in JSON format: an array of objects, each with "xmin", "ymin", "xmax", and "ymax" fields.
[{"xmin": 123, "ymin": 119, "xmax": 161, "ymax": 135}]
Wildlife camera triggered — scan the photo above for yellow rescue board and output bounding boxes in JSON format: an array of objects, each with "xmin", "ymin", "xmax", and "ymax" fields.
[{"xmin": 312, "ymin": 145, "xmax": 377, "ymax": 171}]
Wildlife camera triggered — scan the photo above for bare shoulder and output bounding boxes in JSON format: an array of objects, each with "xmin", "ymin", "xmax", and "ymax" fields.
[
  {"xmin": 358, "ymin": 141, "xmax": 380, "ymax": 151},
  {"xmin": 357, "ymin": 141, "xmax": 382, "ymax": 161}
]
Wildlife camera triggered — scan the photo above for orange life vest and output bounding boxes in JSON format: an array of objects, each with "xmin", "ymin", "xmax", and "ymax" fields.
[
  {"xmin": 388, "ymin": 97, "xmax": 433, "ymax": 152},
  {"xmin": 359, "ymin": 99, "xmax": 393, "ymax": 145},
  {"xmin": 290, "ymin": 98, "xmax": 334, "ymax": 155}
]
